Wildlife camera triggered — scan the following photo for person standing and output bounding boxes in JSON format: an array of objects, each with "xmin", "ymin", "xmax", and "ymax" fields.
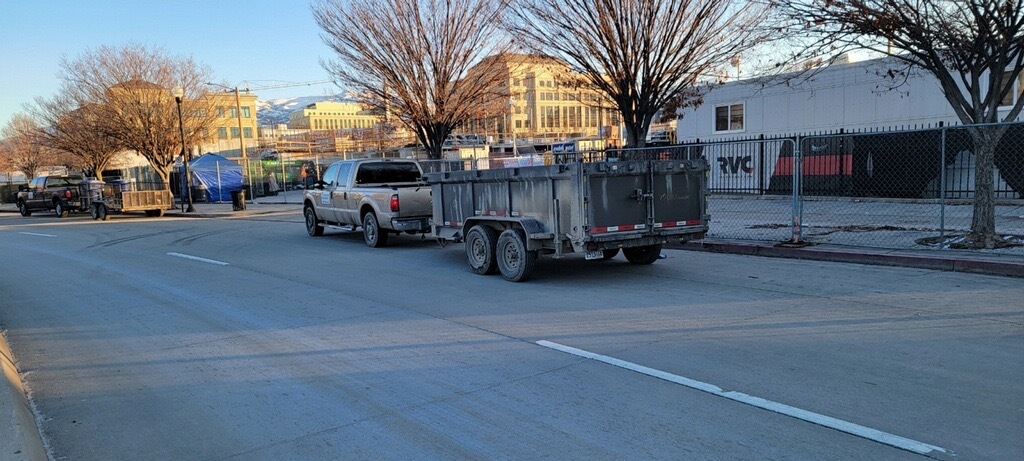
[
  {"xmin": 300, "ymin": 164, "xmax": 309, "ymax": 189},
  {"xmin": 267, "ymin": 172, "xmax": 279, "ymax": 195}
]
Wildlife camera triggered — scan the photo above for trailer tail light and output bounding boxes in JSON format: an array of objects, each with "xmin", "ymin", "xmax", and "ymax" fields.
[
  {"xmin": 64, "ymin": 190, "xmax": 72, "ymax": 199},
  {"xmin": 390, "ymin": 194, "xmax": 400, "ymax": 212}
]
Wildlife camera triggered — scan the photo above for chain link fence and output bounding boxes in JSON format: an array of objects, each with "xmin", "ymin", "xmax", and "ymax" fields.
[{"xmin": 687, "ymin": 122, "xmax": 1024, "ymax": 254}]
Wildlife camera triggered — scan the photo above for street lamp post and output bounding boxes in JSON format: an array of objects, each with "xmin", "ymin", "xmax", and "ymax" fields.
[{"xmin": 172, "ymin": 86, "xmax": 195, "ymax": 212}]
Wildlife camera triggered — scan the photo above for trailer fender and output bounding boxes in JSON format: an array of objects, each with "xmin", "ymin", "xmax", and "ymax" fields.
[{"xmin": 463, "ymin": 217, "xmax": 550, "ymax": 250}]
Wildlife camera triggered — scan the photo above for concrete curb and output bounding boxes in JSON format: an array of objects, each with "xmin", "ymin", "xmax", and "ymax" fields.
[
  {"xmin": 669, "ymin": 240, "xmax": 1024, "ymax": 278},
  {"xmin": 0, "ymin": 330, "xmax": 48, "ymax": 461}
]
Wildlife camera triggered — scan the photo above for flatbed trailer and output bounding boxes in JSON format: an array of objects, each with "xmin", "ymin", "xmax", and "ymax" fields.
[
  {"xmin": 423, "ymin": 146, "xmax": 709, "ymax": 282},
  {"xmin": 88, "ymin": 182, "xmax": 175, "ymax": 220}
]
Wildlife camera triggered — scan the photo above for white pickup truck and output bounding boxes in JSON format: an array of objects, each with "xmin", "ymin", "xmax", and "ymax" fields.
[{"xmin": 303, "ymin": 158, "xmax": 432, "ymax": 247}]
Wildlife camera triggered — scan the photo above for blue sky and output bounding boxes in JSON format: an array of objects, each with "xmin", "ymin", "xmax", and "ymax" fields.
[{"xmin": 0, "ymin": 0, "xmax": 340, "ymax": 129}]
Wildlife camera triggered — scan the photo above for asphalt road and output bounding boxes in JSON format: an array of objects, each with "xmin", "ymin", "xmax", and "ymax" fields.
[{"xmin": 1, "ymin": 210, "xmax": 1021, "ymax": 460}]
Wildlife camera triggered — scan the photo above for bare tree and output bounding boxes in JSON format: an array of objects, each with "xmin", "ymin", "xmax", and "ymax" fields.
[
  {"xmin": 313, "ymin": 0, "xmax": 514, "ymax": 159},
  {"xmin": 507, "ymin": 0, "xmax": 772, "ymax": 148},
  {"xmin": 0, "ymin": 113, "xmax": 56, "ymax": 180},
  {"xmin": 773, "ymin": 0, "xmax": 1024, "ymax": 247},
  {"xmin": 31, "ymin": 95, "xmax": 122, "ymax": 180},
  {"xmin": 56, "ymin": 43, "xmax": 217, "ymax": 187}
]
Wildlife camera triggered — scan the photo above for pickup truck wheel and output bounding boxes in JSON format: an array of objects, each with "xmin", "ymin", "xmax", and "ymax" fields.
[
  {"xmin": 496, "ymin": 228, "xmax": 537, "ymax": 282},
  {"xmin": 623, "ymin": 244, "xmax": 662, "ymax": 265},
  {"xmin": 18, "ymin": 201, "xmax": 31, "ymax": 217},
  {"xmin": 602, "ymin": 248, "xmax": 620, "ymax": 260},
  {"xmin": 363, "ymin": 212, "xmax": 388, "ymax": 247},
  {"xmin": 55, "ymin": 201, "xmax": 69, "ymax": 218},
  {"xmin": 304, "ymin": 206, "xmax": 324, "ymax": 237},
  {"xmin": 466, "ymin": 225, "xmax": 498, "ymax": 275},
  {"xmin": 97, "ymin": 204, "xmax": 109, "ymax": 221}
]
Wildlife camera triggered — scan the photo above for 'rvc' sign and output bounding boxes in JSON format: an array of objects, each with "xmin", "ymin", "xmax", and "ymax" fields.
[{"xmin": 717, "ymin": 155, "xmax": 753, "ymax": 175}]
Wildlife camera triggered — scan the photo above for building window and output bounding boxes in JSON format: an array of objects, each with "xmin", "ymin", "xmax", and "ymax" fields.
[
  {"xmin": 999, "ymin": 72, "xmax": 1024, "ymax": 107},
  {"xmin": 218, "ymin": 127, "xmax": 227, "ymax": 139},
  {"xmin": 714, "ymin": 103, "xmax": 744, "ymax": 132},
  {"xmin": 242, "ymin": 107, "xmax": 251, "ymax": 118},
  {"xmin": 243, "ymin": 127, "xmax": 252, "ymax": 138},
  {"xmin": 230, "ymin": 107, "xmax": 238, "ymax": 118},
  {"xmin": 231, "ymin": 127, "xmax": 240, "ymax": 138},
  {"xmin": 216, "ymin": 107, "xmax": 225, "ymax": 117}
]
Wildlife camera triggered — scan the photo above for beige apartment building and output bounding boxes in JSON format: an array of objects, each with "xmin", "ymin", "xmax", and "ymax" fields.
[
  {"xmin": 462, "ymin": 53, "xmax": 621, "ymax": 143},
  {"xmin": 201, "ymin": 91, "xmax": 259, "ymax": 158}
]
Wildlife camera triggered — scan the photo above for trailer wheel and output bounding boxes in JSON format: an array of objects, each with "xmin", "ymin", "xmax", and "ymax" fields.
[
  {"xmin": 466, "ymin": 225, "xmax": 498, "ymax": 275},
  {"xmin": 145, "ymin": 209, "xmax": 164, "ymax": 217},
  {"xmin": 602, "ymin": 248, "xmax": 620, "ymax": 260},
  {"xmin": 97, "ymin": 204, "xmax": 109, "ymax": 221},
  {"xmin": 362, "ymin": 212, "xmax": 389, "ymax": 247},
  {"xmin": 90, "ymin": 204, "xmax": 100, "ymax": 220},
  {"xmin": 496, "ymin": 228, "xmax": 537, "ymax": 282},
  {"xmin": 623, "ymin": 244, "xmax": 662, "ymax": 265},
  {"xmin": 304, "ymin": 206, "xmax": 324, "ymax": 237},
  {"xmin": 18, "ymin": 201, "xmax": 31, "ymax": 217},
  {"xmin": 55, "ymin": 201, "xmax": 68, "ymax": 218}
]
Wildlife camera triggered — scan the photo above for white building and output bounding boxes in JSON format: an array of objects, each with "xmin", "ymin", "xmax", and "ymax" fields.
[{"xmin": 677, "ymin": 55, "xmax": 1023, "ymax": 142}]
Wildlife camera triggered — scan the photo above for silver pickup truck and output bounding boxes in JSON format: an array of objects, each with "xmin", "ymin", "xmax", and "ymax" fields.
[{"xmin": 303, "ymin": 158, "xmax": 432, "ymax": 247}]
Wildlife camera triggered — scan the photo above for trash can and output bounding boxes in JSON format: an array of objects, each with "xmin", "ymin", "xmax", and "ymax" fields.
[
  {"xmin": 231, "ymin": 189, "xmax": 246, "ymax": 211},
  {"xmin": 108, "ymin": 179, "xmax": 132, "ymax": 194},
  {"xmin": 193, "ymin": 184, "xmax": 208, "ymax": 203}
]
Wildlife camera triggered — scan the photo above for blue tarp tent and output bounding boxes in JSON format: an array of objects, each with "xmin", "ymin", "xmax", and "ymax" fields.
[{"xmin": 189, "ymin": 153, "xmax": 243, "ymax": 202}]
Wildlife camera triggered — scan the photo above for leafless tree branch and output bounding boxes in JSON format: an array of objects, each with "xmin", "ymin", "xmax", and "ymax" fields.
[
  {"xmin": 314, "ymin": 0, "xmax": 514, "ymax": 158},
  {"xmin": 507, "ymin": 0, "xmax": 774, "ymax": 147}
]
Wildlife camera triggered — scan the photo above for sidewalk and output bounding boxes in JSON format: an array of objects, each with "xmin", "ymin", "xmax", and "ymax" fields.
[{"xmin": 666, "ymin": 239, "xmax": 1024, "ymax": 279}]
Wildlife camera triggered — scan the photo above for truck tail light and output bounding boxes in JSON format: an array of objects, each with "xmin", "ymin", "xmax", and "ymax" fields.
[
  {"xmin": 64, "ymin": 190, "xmax": 72, "ymax": 199},
  {"xmin": 390, "ymin": 194, "xmax": 400, "ymax": 212}
]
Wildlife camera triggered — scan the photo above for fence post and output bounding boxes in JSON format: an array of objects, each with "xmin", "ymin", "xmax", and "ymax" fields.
[
  {"xmin": 758, "ymin": 134, "xmax": 766, "ymax": 195},
  {"xmin": 792, "ymin": 137, "xmax": 803, "ymax": 243},
  {"xmin": 939, "ymin": 123, "xmax": 947, "ymax": 242}
]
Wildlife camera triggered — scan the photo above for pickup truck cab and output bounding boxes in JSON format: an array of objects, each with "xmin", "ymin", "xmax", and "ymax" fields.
[
  {"xmin": 303, "ymin": 158, "xmax": 432, "ymax": 247},
  {"xmin": 17, "ymin": 175, "xmax": 85, "ymax": 217}
]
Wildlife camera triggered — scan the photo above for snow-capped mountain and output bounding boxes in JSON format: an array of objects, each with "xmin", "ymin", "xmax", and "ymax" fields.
[{"xmin": 256, "ymin": 94, "xmax": 345, "ymax": 126}]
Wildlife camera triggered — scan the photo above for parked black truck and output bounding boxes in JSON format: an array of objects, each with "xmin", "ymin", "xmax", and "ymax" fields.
[{"xmin": 16, "ymin": 175, "xmax": 85, "ymax": 217}]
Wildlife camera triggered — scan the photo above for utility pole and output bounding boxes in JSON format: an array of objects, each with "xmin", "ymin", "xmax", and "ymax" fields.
[{"xmin": 232, "ymin": 87, "xmax": 254, "ymax": 201}]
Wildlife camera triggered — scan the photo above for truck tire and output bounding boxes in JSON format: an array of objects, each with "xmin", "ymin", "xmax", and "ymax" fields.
[
  {"xmin": 623, "ymin": 244, "xmax": 662, "ymax": 265},
  {"xmin": 602, "ymin": 248, "xmax": 620, "ymax": 260},
  {"xmin": 496, "ymin": 228, "xmax": 537, "ymax": 282},
  {"xmin": 363, "ymin": 212, "xmax": 389, "ymax": 247},
  {"xmin": 55, "ymin": 201, "xmax": 69, "ymax": 218},
  {"xmin": 97, "ymin": 204, "xmax": 109, "ymax": 221},
  {"xmin": 90, "ymin": 204, "xmax": 100, "ymax": 220},
  {"xmin": 18, "ymin": 201, "xmax": 31, "ymax": 217},
  {"xmin": 466, "ymin": 225, "xmax": 498, "ymax": 275},
  {"xmin": 145, "ymin": 209, "xmax": 164, "ymax": 217},
  {"xmin": 304, "ymin": 206, "xmax": 324, "ymax": 237}
]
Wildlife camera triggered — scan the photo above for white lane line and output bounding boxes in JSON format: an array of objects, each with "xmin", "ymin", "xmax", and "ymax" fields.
[
  {"xmin": 537, "ymin": 340, "xmax": 949, "ymax": 457},
  {"xmin": 19, "ymin": 232, "xmax": 57, "ymax": 237},
  {"xmin": 166, "ymin": 252, "xmax": 230, "ymax": 266}
]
